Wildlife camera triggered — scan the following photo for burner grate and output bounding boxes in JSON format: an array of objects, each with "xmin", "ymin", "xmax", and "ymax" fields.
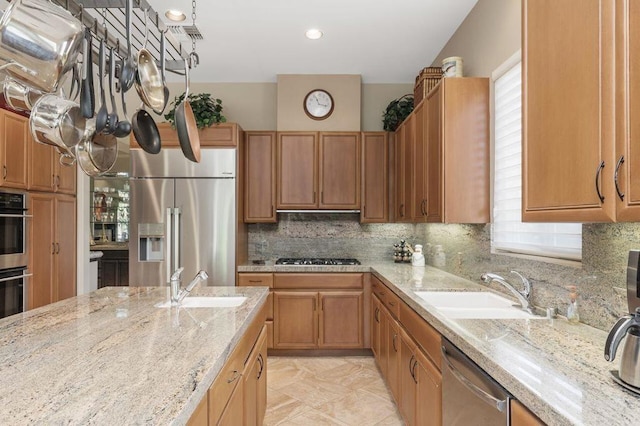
[{"xmin": 275, "ymin": 258, "xmax": 361, "ymax": 266}]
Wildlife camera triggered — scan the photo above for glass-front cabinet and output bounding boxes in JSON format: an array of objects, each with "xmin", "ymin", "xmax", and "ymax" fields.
[{"xmin": 90, "ymin": 174, "xmax": 130, "ymax": 244}]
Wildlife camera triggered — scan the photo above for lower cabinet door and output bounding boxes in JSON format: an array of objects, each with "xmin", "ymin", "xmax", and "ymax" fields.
[
  {"xmin": 274, "ymin": 291, "xmax": 318, "ymax": 348},
  {"xmin": 244, "ymin": 326, "xmax": 268, "ymax": 426},
  {"xmin": 187, "ymin": 396, "xmax": 208, "ymax": 426},
  {"xmin": 414, "ymin": 348, "xmax": 442, "ymax": 426},
  {"xmin": 386, "ymin": 312, "xmax": 401, "ymax": 402},
  {"xmin": 399, "ymin": 330, "xmax": 417, "ymax": 425},
  {"xmin": 256, "ymin": 328, "xmax": 268, "ymax": 426},
  {"xmin": 319, "ymin": 291, "xmax": 363, "ymax": 348},
  {"xmin": 218, "ymin": 379, "xmax": 244, "ymax": 426},
  {"xmin": 371, "ymin": 296, "xmax": 381, "ymax": 360}
]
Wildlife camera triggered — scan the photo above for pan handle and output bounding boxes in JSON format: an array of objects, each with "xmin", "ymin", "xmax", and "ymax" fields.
[{"xmin": 183, "ymin": 58, "xmax": 190, "ymax": 98}]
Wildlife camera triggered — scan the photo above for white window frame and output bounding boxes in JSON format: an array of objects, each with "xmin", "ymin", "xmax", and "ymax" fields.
[{"xmin": 490, "ymin": 51, "xmax": 582, "ymax": 266}]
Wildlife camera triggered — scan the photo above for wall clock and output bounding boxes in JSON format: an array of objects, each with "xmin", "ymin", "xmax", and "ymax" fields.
[{"xmin": 303, "ymin": 89, "xmax": 334, "ymax": 120}]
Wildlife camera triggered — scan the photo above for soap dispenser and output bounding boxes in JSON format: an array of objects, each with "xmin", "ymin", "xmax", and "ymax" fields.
[{"xmin": 567, "ymin": 285, "xmax": 580, "ymax": 324}]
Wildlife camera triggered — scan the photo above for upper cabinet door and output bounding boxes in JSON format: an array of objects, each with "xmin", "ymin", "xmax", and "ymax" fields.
[
  {"xmin": 361, "ymin": 132, "xmax": 389, "ymax": 223},
  {"xmin": 615, "ymin": 0, "xmax": 640, "ymax": 220},
  {"xmin": 523, "ymin": 0, "xmax": 615, "ymax": 222},
  {"xmin": 0, "ymin": 110, "xmax": 28, "ymax": 189},
  {"xmin": 245, "ymin": 131, "xmax": 276, "ymax": 222},
  {"xmin": 319, "ymin": 132, "xmax": 361, "ymax": 209},
  {"xmin": 277, "ymin": 132, "xmax": 318, "ymax": 209}
]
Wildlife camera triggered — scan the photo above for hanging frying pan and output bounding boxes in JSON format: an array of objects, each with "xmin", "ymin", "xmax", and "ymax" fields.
[{"xmin": 175, "ymin": 59, "xmax": 200, "ymax": 163}]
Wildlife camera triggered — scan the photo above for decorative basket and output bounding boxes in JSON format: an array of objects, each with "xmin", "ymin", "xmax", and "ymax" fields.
[{"xmin": 414, "ymin": 67, "xmax": 443, "ymax": 106}]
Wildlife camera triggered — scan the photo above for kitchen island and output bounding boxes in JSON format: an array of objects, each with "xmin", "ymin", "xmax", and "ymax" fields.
[
  {"xmin": 0, "ymin": 285, "xmax": 268, "ymax": 424},
  {"xmin": 238, "ymin": 261, "xmax": 640, "ymax": 425}
]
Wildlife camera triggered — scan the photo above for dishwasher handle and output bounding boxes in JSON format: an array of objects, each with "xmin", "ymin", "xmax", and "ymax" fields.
[{"xmin": 441, "ymin": 345, "xmax": 508, "ymax": 413}]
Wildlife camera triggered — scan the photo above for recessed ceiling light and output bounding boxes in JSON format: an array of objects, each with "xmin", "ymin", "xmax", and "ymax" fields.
[
  {"xmin": 165, "ymin": 9, "xmax": 186, "ymax": 22},
  {"xmin": 305, "ymin": 29, "xmax": 323, "ymax": 40}
]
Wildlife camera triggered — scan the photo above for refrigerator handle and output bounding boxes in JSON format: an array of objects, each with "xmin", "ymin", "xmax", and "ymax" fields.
[
  {"xmin": 166, "ymin": 207, "xmax": 173, "ymax": 283},
  {"xmin": 173, "ymin": 207, "xmax": 181, "ymax": 275}
]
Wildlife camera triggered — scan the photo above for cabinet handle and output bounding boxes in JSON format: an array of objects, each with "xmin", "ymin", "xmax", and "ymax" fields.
[
  {"xmin": 257, "ymin": 354, "xmax": 264, "ymax": 379},
  {"xmin": 321, "ymin": 191, "xmax": 324, "ymax": 204},
  {"xmin": 55, "ymin": 175, "xmax": 60, "ymax": 189},
  {"xmin": 313, "ymin": 191, "xmax": 316, "ymax": 203},
  {"xmin": 2, "ymin": 165, "xmax": 6, "ymax": 179},
  {"xmin": 374, "ymin": 307, "xmax": 380, "ymax": 323},
  {"xmin": 56, "ymin": 243, "xmax": 60, "ymax": 254},
  {"xmin": 595, "ymin": 160, "xmax": 605, "ymax": 203},
  {"xmin": 615, "ymin": 155, "xmax": 625, "ymax": 201},
  {"xmin": 411, "ymin": 358, "xmax": 418, "ymax": 384},
  {"xmin": 248, "ymin": 280, "xmax": 263, "ymax": 283},
  {"xmin": 388, "ymin": 301, "xmax": 395, "ymax": 307},
  {"xmin": 399, "ymin": 204, "xmax": 404, "ymax": 218},
  {"xmin": 392, "ymin": 333, "xmax": 398, "ymax": 352},
  {"xmin": 422, "ymin": 199, "xmax": 427, "ymax": 216},
  {"xmin": 409, "ymin": 355, "xmax": 416, "ymax": 380},
  {"xmin": 227, "ymin": 370, "xmax": 241, "ymax": 384}
]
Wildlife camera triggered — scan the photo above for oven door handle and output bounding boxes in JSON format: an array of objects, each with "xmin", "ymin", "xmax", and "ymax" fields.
[
  {"xmin": 0, "ymin": 213, "xmax": 32, "ymax": 218},
  {"xmin": 441, "ymin": 345, "xmax": 508, "ymax": 413},
  {"xmin": 0, "ymin": 273, "xmax": 32, "ymax": 283}
]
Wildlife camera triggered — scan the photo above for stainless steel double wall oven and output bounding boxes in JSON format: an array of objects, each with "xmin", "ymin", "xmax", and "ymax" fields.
[{"xmin": 0, "ymin": 190, "xmax": 31, "ymax": 318}]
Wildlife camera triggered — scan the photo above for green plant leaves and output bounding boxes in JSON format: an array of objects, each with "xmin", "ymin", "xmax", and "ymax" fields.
[
  {"xmin": 382, "ymin": 94, "xmax": 414, "ymax": 132},
  {"xmin": 164, "ymin": 92, "xmax": 227, "ymax": 129}
]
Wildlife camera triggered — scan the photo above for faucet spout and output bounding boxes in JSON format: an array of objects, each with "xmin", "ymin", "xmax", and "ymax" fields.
[
  {"xmin": 174, "ymin": 270, "xmax": 209, "ymax": 305},
  {"xmin": 480, "ymin": 271, "xmax": 532, "ymax": 312}
]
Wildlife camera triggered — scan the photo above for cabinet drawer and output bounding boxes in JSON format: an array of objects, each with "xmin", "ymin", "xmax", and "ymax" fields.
[
  {"xmin": 400, "ymin": 301, "xmax": 441, "ymax": 370},
  {"xmin": 384, "ymin": 289, "xmax": 401, "ymax": 319},
  {"xmin": 371, "ymin": 275, "xmax": 388, "ymax": 302},
  {"xmin": 238, "ymin": 273, "xmax": 274, "ymax": 288},
  {"xmin": 274, "ymin": 273, "xmax": 363, "ymax": 289}
]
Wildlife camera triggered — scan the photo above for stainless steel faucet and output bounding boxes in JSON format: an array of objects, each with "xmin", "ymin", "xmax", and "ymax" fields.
[
  {"xmin": 480, "ymin": 271, "xmax": 532, "ymax": 312},
  {"xmin": 170, "ymin": 267, "xmax": 209, "ymax": 305}
]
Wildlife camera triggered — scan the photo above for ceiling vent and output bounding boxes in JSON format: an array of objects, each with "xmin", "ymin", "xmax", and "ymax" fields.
[{"xmin": 167, "ymin": 25, "xmax": 204, "ymax": 41}]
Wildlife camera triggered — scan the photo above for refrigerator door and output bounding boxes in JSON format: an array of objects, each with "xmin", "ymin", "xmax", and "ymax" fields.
[
  {"xmin": 175, "ymin": 178, "xmax": 236, "ymax": 287},
  {"xmin": 129, "ymin": 178, "xmax": 175, "ymax": 286}
]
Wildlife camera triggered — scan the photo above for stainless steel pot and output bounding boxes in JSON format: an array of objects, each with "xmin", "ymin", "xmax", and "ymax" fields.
[
  {"xmin": 30, "ymin": 94, "xmax": 86, "ymax": 156},
  {"xmin": 76, "ymin": 119, "xmax": 118, "ymax": 176},
  {"xmin": 3, "ymin": 77, "xmax": 41, "ymax": 112},
  {"xmin": 0, "ymin": 0, "xmax": 83, "ymax": 92}
]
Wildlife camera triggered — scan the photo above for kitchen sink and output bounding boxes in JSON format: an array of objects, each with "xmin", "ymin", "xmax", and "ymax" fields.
[
  {"xmin": 155, "ymin": 296, "xmax": 247, "ymax": 309},
  {"xmin": 414, "ymin": 291, "xmax": 543, "ymax": 319}
]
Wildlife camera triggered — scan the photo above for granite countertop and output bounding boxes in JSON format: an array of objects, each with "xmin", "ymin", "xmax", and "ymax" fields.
[
  {"xmin": 238, "ymin": 261, "xmax": 640, "ymax": 425},
  {"xmin": 90, "ymin": 243, "xmax": 129, "ymax": 251},
  {"xmin": 0, "ymin": 285, "xmax": 268, "ymax": 425}
]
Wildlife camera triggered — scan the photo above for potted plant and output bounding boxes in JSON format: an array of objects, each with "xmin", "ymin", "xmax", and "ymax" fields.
[
  {"xmin": 382, "ymin": 94, "xmax": 414, "ymax": 132},
  {"xmin": 164, "ymin": 92, "xmax": 226, "ymax": 129}
]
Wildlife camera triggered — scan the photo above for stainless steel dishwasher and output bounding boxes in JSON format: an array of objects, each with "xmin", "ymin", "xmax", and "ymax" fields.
[{"xmin": 441, "ymin": 338, "xmax": 512, "ymax": 425}]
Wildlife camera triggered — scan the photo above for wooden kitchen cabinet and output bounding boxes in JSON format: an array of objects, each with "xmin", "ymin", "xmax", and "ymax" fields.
[
  {"xmin": 244, "ymin": 131, "xmax": 276, "ymax": 223},
  {"xmin": 97, "ymin": 250, "xmax": 129, "ymax": 288},
  {"xmin": 318, "ymin": 132, "xmax": 360, "ymax": 209},
  {"xmin": 277, "ymin": 132, "xmax": 318, "ymax": 209},
  {"xmin": 511, "ymin": 399, "xmax": 545, "ymax": 426},
  {"xmin": 136, "ymin": 122, "xmax": 243, "ymax": 148},
  {"xmin": 394, "ymin": 115, "xmax": 414, "ymax": 222},
  {"xmin": 411, "ymin": 101, "xmax": 427, "ymax": 221},
  {"xmin": 523, "ymin": 0, "xmax": 616, "ymax": 221},
  {"xmin": 615, "ymin": 0, "xmax": 640, "ymax": 221},
  {"xmin": 361, "ymin": 132, "xmax": 389, "ymax": 223},
  {"xmin": 399, "ymin": 328, "xmax": 441, "ymax": 426},
  {"xmin": 243, "ymin": 326, "xmax": 267, "ymax": 426},
  {"xmin": 277, "ymin": 131, "xmax": 361, "ymax": 210},
  {"xmin": 272, "ymin": 273, "xmax": 365, "ymax": 350},
  {"xmin": 28, "ymin": 129, "xmax": 76, "ymax": 194},
  {"xmin": 273, "ymin": 291, "xmax": 318, "ymax": 348},
  {"xmin": 424, "ymin": 78, "xmax": 489, "ymax": 223},
  {"xmin": 319, "ymin": 290, "xmax": 363, "ymax": 348},
  {"xmin": 0, "ymin": 109, "xmax": 28, "ymax": 189},
  {"xmin": 385, "ymin": 308, "xmax": 401, "ymax": 402},
  {"xmin": 29, "ymin": 193, "xmax": 76, "ymax": 309},
  {"xmin": 371, "ymin": 295, "xmax": 382, "ymax": 360}
]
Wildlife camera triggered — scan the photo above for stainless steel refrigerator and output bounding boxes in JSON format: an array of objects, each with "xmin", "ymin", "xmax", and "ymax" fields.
[{"xmin": 129, "ymin": 149, "xmax": 237, "ymax": 287}]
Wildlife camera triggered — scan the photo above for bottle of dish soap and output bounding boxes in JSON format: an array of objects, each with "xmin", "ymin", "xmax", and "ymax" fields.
[
  {"xmin": 412, "ymin": 244, "xmax": 425, "ymax": 267},
  {"xmin": 567, "ymin": 285, "xmax": 580, "ymax": 324}
]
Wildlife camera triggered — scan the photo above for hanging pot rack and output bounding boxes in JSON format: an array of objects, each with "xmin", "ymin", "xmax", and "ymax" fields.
[{"xmin": 51, "ymin": 0, "xmax": 191, "ymax": 72}]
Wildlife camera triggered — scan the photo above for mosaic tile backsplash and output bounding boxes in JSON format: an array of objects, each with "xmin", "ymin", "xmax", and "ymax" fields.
[{"xmin": 248, "ymin": 214, "xmax": 640, "ymax": 331}]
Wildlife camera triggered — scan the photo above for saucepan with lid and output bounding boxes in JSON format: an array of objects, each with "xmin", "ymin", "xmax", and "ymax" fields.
[{"xmin": 76, "ymin": 119, "xmax": 118, "ymax": 177}]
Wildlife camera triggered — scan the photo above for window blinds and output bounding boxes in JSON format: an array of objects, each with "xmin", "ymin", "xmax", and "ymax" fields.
[{"xmin": 491, "ymin": 62, "xmax": 582, "ymax": 261}]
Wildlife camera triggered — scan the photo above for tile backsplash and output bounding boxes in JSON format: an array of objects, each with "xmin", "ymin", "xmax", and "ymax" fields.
[{"xmin": 248, "ymin": 214, "xmax": 639, "ymax": 331}]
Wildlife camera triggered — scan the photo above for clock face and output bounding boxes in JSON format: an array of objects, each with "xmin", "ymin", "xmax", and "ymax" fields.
[{"xmin": 304, "ymin": 89, "xmax": 334, "ymax": 120}]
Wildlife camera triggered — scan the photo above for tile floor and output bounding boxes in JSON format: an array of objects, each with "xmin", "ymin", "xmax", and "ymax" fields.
[{"xmin": 264, "ymin": 356, "xmax": 404, "ymax": 425}]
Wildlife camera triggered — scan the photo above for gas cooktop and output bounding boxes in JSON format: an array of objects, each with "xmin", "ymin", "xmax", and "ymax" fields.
[{"xmin": 275, "ymin": 258, "xmax": 361, "ymax": 266}]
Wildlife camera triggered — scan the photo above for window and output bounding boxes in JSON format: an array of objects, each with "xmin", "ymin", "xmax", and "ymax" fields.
[{"xmin": 491, "ymin": 53, "xmax": 582, "ymax": 262}]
